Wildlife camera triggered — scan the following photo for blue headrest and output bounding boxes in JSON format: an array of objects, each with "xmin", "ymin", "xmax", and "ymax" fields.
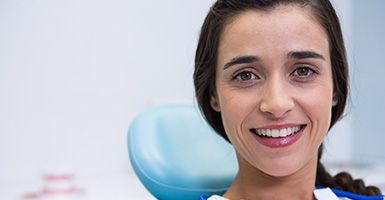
[{"xmin": 128, "ymin": 104, "xmax": 237, "ymax": 200}]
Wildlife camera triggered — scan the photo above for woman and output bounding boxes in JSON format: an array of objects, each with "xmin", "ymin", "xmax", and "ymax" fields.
[{"xmin": 193, "ymin": 0, "xmax": 383, "ymax": 199}]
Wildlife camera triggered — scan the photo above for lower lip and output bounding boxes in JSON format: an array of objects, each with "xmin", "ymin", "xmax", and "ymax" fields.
[{"xmin": 252, "ymin": 127, "xmax": 305, "ymax": 148}]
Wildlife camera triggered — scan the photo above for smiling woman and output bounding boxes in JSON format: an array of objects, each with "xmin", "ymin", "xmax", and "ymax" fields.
[{"xmin": 193, "ymin": 0, "xmax": 383, "ymax": 200}]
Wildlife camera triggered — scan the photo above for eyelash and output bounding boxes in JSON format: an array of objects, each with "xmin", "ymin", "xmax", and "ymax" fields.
[
  {"xmin": 232, "ymin": 65, "xmax": 318, "ymax": 83},
  {"xmin": 233, "ymin": 70, "xmax": 259, "ymax": 82},
  {"xmin": 291, "ymin": 65, "xmax": 318, "ymax": 80}
]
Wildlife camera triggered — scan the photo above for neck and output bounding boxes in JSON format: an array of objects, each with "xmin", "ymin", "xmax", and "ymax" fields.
[{"xmin": 224, "ymin": 156, "xmax": 318, "ymax": 200}]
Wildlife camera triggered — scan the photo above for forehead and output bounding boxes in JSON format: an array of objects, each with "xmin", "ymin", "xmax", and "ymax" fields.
[{"xmin": 218, "ymin": 5, "xmax": 330, "ymax": 64}]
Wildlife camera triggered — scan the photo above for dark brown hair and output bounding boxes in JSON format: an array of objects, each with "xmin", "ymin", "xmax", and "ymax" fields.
[{"xmin": 193, "ymin": 0, "xmax": 381, "ymax": 196}]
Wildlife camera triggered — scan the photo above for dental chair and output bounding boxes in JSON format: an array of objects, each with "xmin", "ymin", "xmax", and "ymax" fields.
[{"xmin": 128, "ymin": 104, "xmax": 237, "ymax": 200}]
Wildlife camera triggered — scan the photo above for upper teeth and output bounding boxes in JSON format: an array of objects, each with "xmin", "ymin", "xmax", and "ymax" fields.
[{"xmin": 254, "ymin": 126, "xmax": 302, "ymax": 138}]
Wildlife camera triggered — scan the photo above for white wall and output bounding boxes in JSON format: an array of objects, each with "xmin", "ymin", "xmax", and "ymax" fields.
[
  {"xmin": 0, "ymin": 0, "xmax": 213, "ymax": 183},
  {"xmin": 351, "ymin": 0, "xmax": 385, "ymax": 162}
]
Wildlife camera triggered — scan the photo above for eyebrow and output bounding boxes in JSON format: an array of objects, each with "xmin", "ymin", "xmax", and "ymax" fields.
[
  {"xmin": 223, "ymin": 55, "xmax": 259, "ymax": 69},
  {"xmin": 223, "ymin": 50, "xmax": 325, "ymax": 70},
  {"xmin": 287, "ymin": 50, "xmax": 325, "ymax": 60}
]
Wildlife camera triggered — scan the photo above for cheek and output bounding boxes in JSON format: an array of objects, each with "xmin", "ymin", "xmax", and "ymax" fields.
[
  {"xmin": 300, "ymin": 86, "xmax": 334, "ymax": 136},
  {"xmin": 218, "ymin": 89, "xmax": 255, "ymax": 137}
]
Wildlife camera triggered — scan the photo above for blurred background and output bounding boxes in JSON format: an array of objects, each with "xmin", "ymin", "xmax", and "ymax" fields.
[{"xmin": 0, "ymin": 0, "xmax": 384, "ymax": 199}]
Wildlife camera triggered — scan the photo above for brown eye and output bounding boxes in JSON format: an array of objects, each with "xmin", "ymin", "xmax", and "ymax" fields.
[
  {"xmin": 236, "ymin": 71, "xmax": 256, "ymax": 81},
  {"xmin": 293, "ymin": 66, "xmax": 315, "ymax": 77}
]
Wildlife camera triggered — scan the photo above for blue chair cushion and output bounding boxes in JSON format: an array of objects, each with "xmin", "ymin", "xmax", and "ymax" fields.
[{"xmin": 128, "ymin": 104, "xmax": 237, "ymax": 200}]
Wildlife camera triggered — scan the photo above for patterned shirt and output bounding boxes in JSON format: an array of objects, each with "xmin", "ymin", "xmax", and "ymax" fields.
[{"xmin": 200, "ymin": 187, "xmax": 384, "ymax": 200}]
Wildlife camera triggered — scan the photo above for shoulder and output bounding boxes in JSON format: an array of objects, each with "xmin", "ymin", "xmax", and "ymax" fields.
[
  {"xmin": 201, "ymin": 188, "xmax": 384, "ymax": 200},
  {"xmin": 315, "ymin": 187, "xmax": 384, "ymax": 200}
]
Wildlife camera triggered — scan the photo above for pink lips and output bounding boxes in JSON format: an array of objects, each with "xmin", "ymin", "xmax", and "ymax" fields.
[{"xmin": 251, "ymin": 124, "xmax": 305, "ymax": 148}]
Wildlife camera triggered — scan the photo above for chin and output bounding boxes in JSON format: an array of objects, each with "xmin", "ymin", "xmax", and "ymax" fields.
[{"xmin": 257, "ymin": 160, "xmax": 304, "ymax": 178}]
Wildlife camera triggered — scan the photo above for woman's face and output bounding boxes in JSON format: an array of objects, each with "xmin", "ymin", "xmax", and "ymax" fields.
[{"xmin": 211, "ymin": 5, "xmax": 336, "ymax": 177}]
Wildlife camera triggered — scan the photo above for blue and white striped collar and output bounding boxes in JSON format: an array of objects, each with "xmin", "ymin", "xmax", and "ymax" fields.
[{"xmin": 199, "ymin": 187, "xmax": 384, "ymax": 200}]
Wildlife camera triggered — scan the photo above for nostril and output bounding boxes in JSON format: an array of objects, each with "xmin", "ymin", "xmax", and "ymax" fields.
[{"xmin": 259, "ymin": 100, "xmax": 294, "ymax": 119}]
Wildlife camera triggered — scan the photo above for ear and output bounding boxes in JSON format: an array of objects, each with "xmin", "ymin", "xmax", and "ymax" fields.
[
  {"xmin": 332, "ymin": 92, "xmax": 338, "ymax": 106},
  {"xmin": 210, "ymin": 94, "xmax": 221, "ymax": 112}
]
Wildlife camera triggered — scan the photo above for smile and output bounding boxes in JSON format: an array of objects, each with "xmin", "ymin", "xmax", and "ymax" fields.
[
  {"xmin": 250, "ymin": 125, "xmax": 306, "ymax": 138},
  {"xmin": 249, "ymin": 124, "xmax": 306, "ymax": 148}
]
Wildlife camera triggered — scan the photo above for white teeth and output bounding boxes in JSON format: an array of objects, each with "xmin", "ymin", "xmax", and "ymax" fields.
[
  {"xmin": 279, "ymin": 129, "xmax": 288, "ymax": 137},
  {"xmin": 266, "ymin": 129, "xmax": 272, "ymax": 137},
  {"xmin": 254, "ymin": 125, "xmax": 303, "ymax": 138},
  {"xmin": 262, "ymin": 129, "xmax": 267, "ymax": 136},
  {"xmin": 295, "ymin": 126, "xmax": 300, "ymax": 132},
  {"xmin": 272, "ymin": 130, "xmax": 279, "ymax": 138}
]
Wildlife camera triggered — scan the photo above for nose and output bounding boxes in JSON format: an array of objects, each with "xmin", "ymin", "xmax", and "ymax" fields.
[{"xmin": 259, "ymin": 77, "xmax": 294, "ymax": 119}]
